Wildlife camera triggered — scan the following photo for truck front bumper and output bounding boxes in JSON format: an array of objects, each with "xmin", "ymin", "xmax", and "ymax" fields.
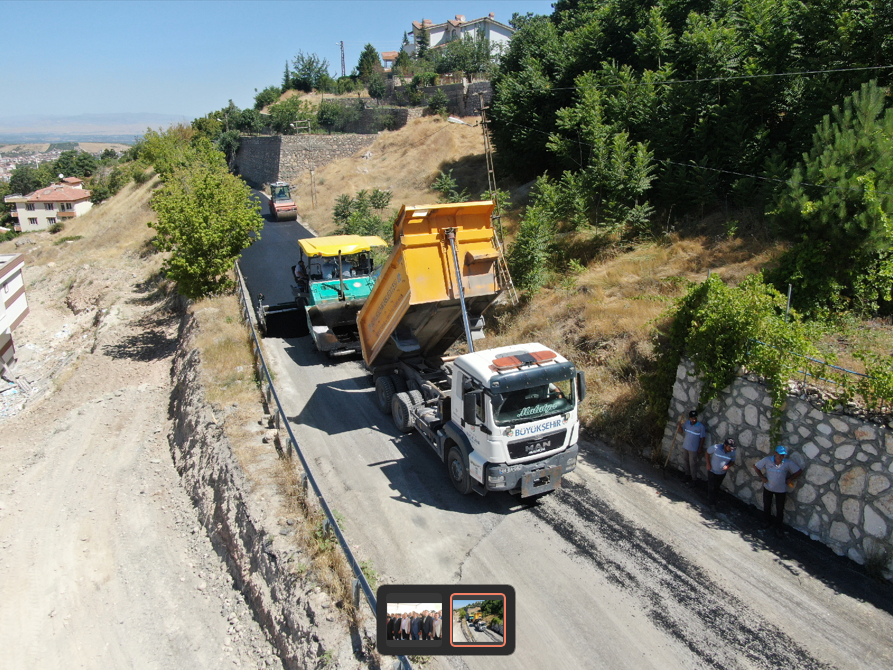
[{"xmin": 485, "ymin": 444, "xmax": 579, "ymax": 497}]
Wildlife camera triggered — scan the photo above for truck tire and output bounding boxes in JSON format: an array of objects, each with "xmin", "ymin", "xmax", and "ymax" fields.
[
  {"xmin": 391, "ymin": 392, "xmax": 414, "ymax": 433},
  {"xmin": 407, "ymin": 390, "xmax": 423, "ymax": 406},
  {"xmin": 376, "ymin": 376, "xmax": 397, "ymax": 414},
  {"xmin": 446, "ymin": 445, "xmax": 472, "ymax": 495}
]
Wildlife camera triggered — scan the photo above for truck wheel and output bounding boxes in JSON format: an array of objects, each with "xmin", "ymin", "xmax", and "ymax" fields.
[
  {"xmin": 446, "ymin": 446, "xmax": 472, "ymax": 495},
  {"xmin": 391, "ymin": 392, "xmax": 414, "ymax": 433},
  {"xmin": 391, "ymin": 375, "xmax": 407, "ymax": 394},
  {"xmin": 375, "ymin": 376, "xmax": 397, "ymax": 414},
  {"xmin": 407, "ymin": 390, "xmax": 423, "ymax": 406}
]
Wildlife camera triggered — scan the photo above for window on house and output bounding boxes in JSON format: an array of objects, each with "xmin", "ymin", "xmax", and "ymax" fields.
[
  {"xmin": 25, "ymin": 203, "xmax": 35, "ymax": 211},
  {"xmin": 47, "ymin": 217, "xmax": 56, "ymax": 225},
  {"xmin": 63, "ymin": 202, "xmax": 73, "ymax": 210},
  {"xmin": 28, "ymin": 218, "xmax": 38, "ymax": 225},
  {"xmin": 45, "ymin": 203, "xmax": 54, "ymax": 210}
]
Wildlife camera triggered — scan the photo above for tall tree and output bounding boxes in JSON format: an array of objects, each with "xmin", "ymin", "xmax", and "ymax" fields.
[
  {"xmin": 416, "ymin": 27, "xmax": 430, "ymax": 60},
  {"xmin": 282, "ymin": 61, "xmax": 291, "ymax": 90},
  {"xmin": 357, "ymin": 43, "xmax": 381, "ymax": 84},
  {"xmin": 291, "ymin": 51, "xmax": 331, "ymax": 92},
  {"xmin": 150, "ymin": 141, "xmax": 263, "ymax": 298},
  {"xmin": 770, "ymin": 80, "xmax": 893, "ymax": 314}
]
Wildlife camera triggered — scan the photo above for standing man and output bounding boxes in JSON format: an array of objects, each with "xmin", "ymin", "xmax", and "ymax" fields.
[
  {"xmin": 386, "ymin": 614, "xmax": 394, "ymax": 640},
  {"xmin": 754, "ymin": 446, "xmax": 802, "ymax": 534},
  {"xmin": 422, "ymin": 609, "xmax": 433, "ymax": 640},
  {"xmin": 410, "ymin": 611, "xmax": 421, "ymax": 640},
  {"xmin": 677, "ymin": 410, "xmax": 707, "ymax": 486},
  {"xmin": 433, "ymin": 610, "xmax": 442, "ymax": 640},
  {"xmin": 401, "ymin": 612, "xmax": 410, "ymax": 640},
  {"xmin": 705, "ymin": 438, "xmax": 737, "ymax": 510}
]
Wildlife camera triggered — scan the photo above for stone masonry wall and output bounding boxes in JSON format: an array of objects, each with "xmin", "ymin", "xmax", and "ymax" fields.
[
  {"xmin": 661, "ymin": 358, "xmax": 893, "ymax": 572},
  {"xmin": 235, "ymin": 134, "xmax": 375, "ymax": 186},
  {"xmin": 233, "ymin": 135, "xmax": 281, "ymax": 186},
  {"xmin": 392, "ymin": 81, "xmax": 493, "ymax": 116}
]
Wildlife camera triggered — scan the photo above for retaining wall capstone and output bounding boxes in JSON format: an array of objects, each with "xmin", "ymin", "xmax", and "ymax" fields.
[{"xmin": 661, "ymin": 358, "xmax": 893, "ymax": 574}]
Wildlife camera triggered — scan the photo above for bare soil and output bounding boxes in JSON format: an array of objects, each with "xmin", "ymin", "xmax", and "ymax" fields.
[{"xmin": 0, "ymin": 188, "xmax": 282, "ymax": 668}]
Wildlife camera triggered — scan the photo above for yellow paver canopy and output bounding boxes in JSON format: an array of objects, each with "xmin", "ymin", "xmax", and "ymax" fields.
[{"xmin": 298, "ymin": 235, "xmax": 388, "ymax": 257}]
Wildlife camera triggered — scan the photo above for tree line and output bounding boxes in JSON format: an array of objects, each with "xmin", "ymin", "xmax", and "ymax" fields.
[{"xmin": 491, "ymin": 0, "xmax": 893, "ymax": 314}]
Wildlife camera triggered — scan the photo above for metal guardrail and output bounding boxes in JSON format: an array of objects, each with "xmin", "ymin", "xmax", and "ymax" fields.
[
  {"xmin": 233, "ymin": 261, "xmax": 411, "ymax": 670},
  {"xmin": 747, "ymin": 338, "xmax": 872, "ymax": 385}
]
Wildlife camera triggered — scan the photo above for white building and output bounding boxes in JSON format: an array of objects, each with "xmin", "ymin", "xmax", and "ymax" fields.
[
  {"xmin": 4, "ymin": 177, "xmax": 92, "ymax": 232},
  {"xmin": 406, "ymin": 13, "xmax": 515, "ymax": 57},
  {"xmin": 0, "ymin": 254, "xmax": 29, "ymax": 375}
]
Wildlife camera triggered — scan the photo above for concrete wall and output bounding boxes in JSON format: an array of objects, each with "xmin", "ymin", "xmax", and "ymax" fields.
[{"xmin": 661, "ymin": 358, "xmax": 893, "ymax": 573}]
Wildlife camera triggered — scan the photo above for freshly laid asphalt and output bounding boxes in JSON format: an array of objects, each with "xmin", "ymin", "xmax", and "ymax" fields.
[{"xmin": 237, "ymin": 202, "xmax": 893, "ymax": 670}]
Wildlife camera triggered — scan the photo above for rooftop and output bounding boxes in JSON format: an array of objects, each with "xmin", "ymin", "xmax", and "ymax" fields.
[{"xmin": 27, "ymin": 183, "xmax": 92, "ymax": 203}]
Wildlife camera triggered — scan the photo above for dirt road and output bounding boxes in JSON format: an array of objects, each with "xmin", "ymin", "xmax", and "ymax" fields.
[{"xmin": 0, "ymin": 266, "xmax": 278, "ymax": 669}]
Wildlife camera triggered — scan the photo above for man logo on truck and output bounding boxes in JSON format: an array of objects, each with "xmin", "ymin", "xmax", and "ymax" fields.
[{"xmin": 525, "ymin": 439, "xmax": 552, "ymax": 455}]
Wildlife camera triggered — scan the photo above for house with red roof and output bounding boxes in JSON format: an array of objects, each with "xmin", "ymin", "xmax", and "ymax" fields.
[
  {"xmin": 405, "ymin": 13, "xmax": 515, "ymax": 57},
  {"xmin": 4, "ymin": 178, "xmax": 92, "ymax": 232}
]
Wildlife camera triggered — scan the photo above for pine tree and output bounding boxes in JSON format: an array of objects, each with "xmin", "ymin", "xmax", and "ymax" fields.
[
  {"xmin": 770, "ymin": 81, "xmax": 893, "ymax": 313},
  {"xmin": 283, "ymin": 61, "xmax": 291, "ymax": 90}
]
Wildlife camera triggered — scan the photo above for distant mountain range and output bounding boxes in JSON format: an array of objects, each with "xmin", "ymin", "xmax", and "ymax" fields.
[{"xmin": 0, "ymin": 113, "xmax": 190, "ymax": 144}]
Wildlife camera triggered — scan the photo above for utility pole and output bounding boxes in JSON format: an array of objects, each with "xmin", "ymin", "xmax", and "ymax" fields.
[
  {"xmin": 294, "ymin": 120, "xmax": 317, "ymax": 209},
  {"xmin": 478, "ymin": 92, "xmax": 518, "ymax": 305},
  {"xmin": 337, "ymin": 41, "xmax": 346, "ymax": 77}
]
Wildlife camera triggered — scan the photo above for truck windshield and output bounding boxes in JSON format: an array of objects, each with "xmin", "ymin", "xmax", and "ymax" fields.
[{"xmin": 491, "ymin": 378, "xmax": 575, "ymax": 426}]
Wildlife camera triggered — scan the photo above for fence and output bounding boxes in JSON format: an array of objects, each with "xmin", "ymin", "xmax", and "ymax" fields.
[
  {"xmin": 233, "ymin": 261, "xmax": 410, "ymax": 670},
  {"xmin": 746, "ymin": 338, "xmax": 890, "ymax": 412}
]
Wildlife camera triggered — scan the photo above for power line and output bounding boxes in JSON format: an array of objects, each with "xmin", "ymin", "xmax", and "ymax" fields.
[
  {"xmin": 497, "ymin": 118, "xmax": 893, "ymax": 198},
  {"xmin": 519, "ymin": 64, "xmax": 893, "ymax": 93}
]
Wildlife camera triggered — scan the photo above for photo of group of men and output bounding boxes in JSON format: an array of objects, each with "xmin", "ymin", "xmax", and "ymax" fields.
[{"xmin": 385, "ymin": 604, "xmax": 444, "ymax": 641}]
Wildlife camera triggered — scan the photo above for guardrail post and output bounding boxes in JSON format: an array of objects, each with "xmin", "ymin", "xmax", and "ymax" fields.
[{"xmin": 352, "ymin": 578, "xmax": 361, "ymax": 608}]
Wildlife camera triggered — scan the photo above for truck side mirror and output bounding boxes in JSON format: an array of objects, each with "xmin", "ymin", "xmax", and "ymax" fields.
[
  {"xmin": 577, "ymin": 370, "xmax": 587, "ymax": 402},
  {"xmin": 463, "ymin": 391, "xmax": 478, "ymax": 426}
]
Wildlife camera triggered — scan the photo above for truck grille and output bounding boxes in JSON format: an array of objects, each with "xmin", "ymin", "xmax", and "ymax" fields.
[{"xmin": 507, "ymin": 430, "xmax": 566, "ymax": 460}]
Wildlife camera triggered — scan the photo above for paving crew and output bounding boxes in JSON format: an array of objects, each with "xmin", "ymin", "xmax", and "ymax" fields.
[
  {"xmin": 754, "ymin": 445, "xmax": 802, "ymax": 534},
  {"xmin": 705, "ymin": 438, "xmax": 737, "ymax": 510},
  {"xmin": 677, "ymin": 410, "xmax": 707, "ymax": 486}
]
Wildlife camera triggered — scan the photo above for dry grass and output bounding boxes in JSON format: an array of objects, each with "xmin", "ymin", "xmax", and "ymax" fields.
[
  {"xmin": 292, "ymin": 115, "xmax": 490, "ymax": 235},
  {"xmin": 487, "ymin": 233, "xmax": 787, "ymax": 450},
  {"xmin": 0, "ymin": 178, "xmax": 161, "ymax": 273}
]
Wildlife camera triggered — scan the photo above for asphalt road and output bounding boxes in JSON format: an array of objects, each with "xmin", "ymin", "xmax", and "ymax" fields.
[
  {"xmin": 241, "ymin": 214, "xmax": 893, "ymax": 670},
  {"xmin": 239, "ymin": 192, "xmax": 313, "ymax": 307}
]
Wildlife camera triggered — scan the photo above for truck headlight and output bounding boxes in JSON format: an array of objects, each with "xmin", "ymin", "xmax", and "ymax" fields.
[
  {"xmin": 488, "ymin": 475, "xmax": 505, "ymax": 484},
  {"xmin": 566, "ymin": 456, "xmax": 576, "ymax": 466}
]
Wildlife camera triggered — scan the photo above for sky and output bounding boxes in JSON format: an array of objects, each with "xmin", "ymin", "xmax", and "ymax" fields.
[
  {"xmin": 1, "ymin": 1, "xmax": 555, "ymax": 122},
  {"xmin": 452, "ymin": 598, "xmax": 500, "ymax": 609}
]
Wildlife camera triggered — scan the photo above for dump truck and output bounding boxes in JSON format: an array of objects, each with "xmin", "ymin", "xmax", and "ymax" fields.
[
  {"xmin": 356, "ymin": 201, "xmax": 585, "ymax": 498},
  {"xmin": 294, "ymin": 234, "xmax": 388, "ymax": 354},
  {"xmin": 268, "ymin": 181, "xmax": 298, "ymax": 221}
]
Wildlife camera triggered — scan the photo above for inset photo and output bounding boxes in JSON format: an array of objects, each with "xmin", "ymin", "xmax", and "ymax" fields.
[
  {"xmin": 385, "ymin": 600, "xmax": 445, "ymax": 644},
  {"xmin": 450, "ymin": 594, "xmax": 506, "ymax": 647}
]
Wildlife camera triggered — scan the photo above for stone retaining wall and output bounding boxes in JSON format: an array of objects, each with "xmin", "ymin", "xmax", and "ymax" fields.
[
  {"xmin": 235, "ymin": 134, "xmax": 376, "ymax": 186},
  {"xmin": 392, "ymin": 81, "xmax": 493, "ymax": 116},
  {"xmin": 661, "ymin": 359, "xmax": 893, "ymax": 572}
]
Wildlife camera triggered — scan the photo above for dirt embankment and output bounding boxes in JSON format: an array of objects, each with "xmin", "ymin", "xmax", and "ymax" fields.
[
  {"xmin": 169, "ymin": 310, "xmax": 377, "ymax": 669},
  {"xmin": 0, "ymin": 179, "xmax": 374, "ymax": 669}
]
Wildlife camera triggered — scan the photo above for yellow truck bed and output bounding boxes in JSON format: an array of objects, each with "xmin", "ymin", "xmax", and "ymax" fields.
[{"xmin": 357, "ymin": 201, "xmax": 504, "ymax": 368}]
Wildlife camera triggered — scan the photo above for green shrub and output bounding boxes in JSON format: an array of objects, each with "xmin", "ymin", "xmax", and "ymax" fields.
[{"xmin": 427, "ymin": 89, "xmax": 449, "ymax": 116}]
